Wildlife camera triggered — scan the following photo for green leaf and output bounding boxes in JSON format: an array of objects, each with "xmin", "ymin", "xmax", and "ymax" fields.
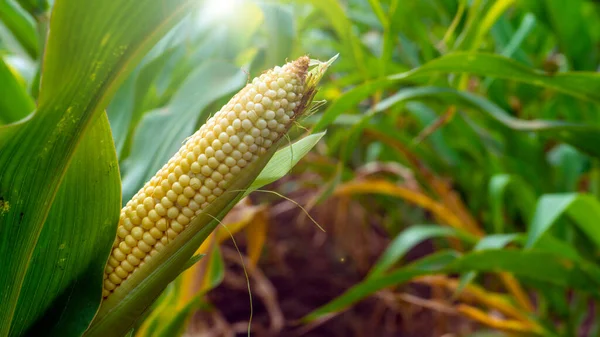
[
  {"xmin": 0, "ymin": 0, "xmax": 199, "ymax": 334},
  {"xmin": 545, "ymin": 0, "xmax": 595, "ymax": 70},
  {"xmin": 525, "ymin": 193, "xmax": 600, "ymax": 249},
  {"xmin": 180, "ymin": 254, "xmax": 205, "ymax": 273},
  {"xmin": 153, "ymin": 247, "xmax": 221, "ymax": 337},
  {"xmin": 303, "ymin": 251, "xmax": 460, "ymax": 322},
  {"xmin": 356, "ymin": 86, "xmax": 600, "ymax": 158},
  {"xmin": 457, "ymin": 233, "xmax": 519, "ymax": 293},
  {"xmin": 526, "ymin": 194, "xmax": 576, "ymax": 249},
  {"xmin": 251, "ymin": 4, "xmax": 295, "ymax": 71},
  {"xmin": 547, "ymin": 144, "xmax": 587, "ymax": 192},
  {"xmin": 106, "ymin": 70, "xmax": 139, "ymax": 157},
  {"xmin": 488, "ymin": 174, "xmax": 536, "ymax": 233},
  {"xmin": 306, "ymin": 248, "xmax": 600, "ymax": 323},
  {"xmin": 15, "ymin": 0, "xmax": 48, "ymax": 17},
  {"xmin": 529, "ymin": 234, "xmax": 584, "ymax": 263},
  {"xmin": 497, "ymin": 13, "xmax": 536, "ymax": 59},
  {"xmin": 11, "ymin": 114, "xmax": 120, "ymax": 337},
  {"xmin": 247, "ymin": 131, "xmax": 326, "ymax": 192},
  {"xmin": 488, "ymin": 174, "xmax": 512, "ymax": 234},
  {"xmin": 0, "ymin": 0, "xmax": 38, "ymax": 58},
  {"xmin": 313, "ymin": 78, "xmax": 395, "ymax": 131},
  {"xmin": 447, "ymin": 250, "xmax": 600, "ymax": 293},
  {"xmin": 0, "ymin": 56, "xmax": 34, "ymax": 124},
  {"xmin": 368, "ymin": 225, "xmax": 459, "ymax": 279},
  {"xmin": 390, "ymin": 52, "xmax": 600, "ymax": 103},
  {"xmin": 295, "ymin": 0, "xmax": 367, "ymax": 78}
]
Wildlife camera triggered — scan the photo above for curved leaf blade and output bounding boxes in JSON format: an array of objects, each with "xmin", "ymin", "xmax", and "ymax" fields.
[
  {"xmin": 368, "ymin": 225, "xmax": 459, "ymax": 279},
  {"xmin": 0, "ymin": 0, "xmax": 199, "ymax": 334},
  {"xmin": 526, "ymin": 193, "xmax": 600, "ymax": 249},
  {"xmin": 11, "ymin": 114, "xmax": 120, "ymax": 337},
  {"xmin": 247, "ymin": 131, "xmax": 325, "ymax": 192},
  {"xmin": 0, "ymin": 57, "xmax": 35, "ymax": 124},
  {"xmin": 303, "ymin": 251, "xmax": 460, "ymax": 322},
  {"xmin": 361, "ymin": 86, "xmax": 600, "ymax": 158},
  {"xmin": 391, "ymin": 53, "xmax": 600, "ymax": 103},
  {"xmin": 306, "ymin": 249, "xmax": 600, "ymax": 323}
]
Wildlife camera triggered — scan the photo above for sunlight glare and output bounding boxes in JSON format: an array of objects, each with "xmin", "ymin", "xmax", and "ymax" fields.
[{"xmin": 202, "ymin": 0, "xmax": 244, "ymax": 20}]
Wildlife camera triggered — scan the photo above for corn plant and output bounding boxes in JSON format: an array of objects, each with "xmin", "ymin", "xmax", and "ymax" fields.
[{"xmin": 0, "ymin": 1, "xmax": 332, "ymax": 336}]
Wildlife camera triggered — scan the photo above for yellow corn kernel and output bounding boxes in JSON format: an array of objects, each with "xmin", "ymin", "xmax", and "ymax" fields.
[{"xmin": 103, "ymin": 56, "xmax": 310, "ymax": 297}]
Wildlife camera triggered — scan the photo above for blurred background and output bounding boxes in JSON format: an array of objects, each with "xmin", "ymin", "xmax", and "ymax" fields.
[{"xmin": 3, "ymin": 0, "xmax": 600, "ymax": 336}]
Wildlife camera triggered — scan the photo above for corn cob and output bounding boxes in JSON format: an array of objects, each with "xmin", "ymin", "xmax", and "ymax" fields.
[{"xmin": 103, "ymin": 56, "xmax": 310, "ymax": 297}]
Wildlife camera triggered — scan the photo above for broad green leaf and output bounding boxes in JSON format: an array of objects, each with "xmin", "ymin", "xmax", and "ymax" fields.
[
  {"xmin": 390, "ymin": 53, "xmax": 600, "ymax": 103},
  {"xmin": 529, "ymin": 235, "xmax": 584, "ymax": 264},
  {"xmin": 11, "ymin": 114, "xmax": 120, "ymax": 337},
  {"xmin": 114, "ymin": 44, "xmax": 188, "ymax": 159},
  {"xmin": 121, "ymin": 61, "xmax": 247, "ymax": 202},
  {"xmin": 474, "ymin": 234, "xmax": 520, "ymax": 252},
  {"xmin": 356, "ymin": 86, "xmax": 600, "ymax": 158},
  {"xmin": 0, "ymin": 0, "xmax": 199, "ymax": 334},
  {"xmin": 0, "ymin": 56, "xmax": 34, "ymax": 124},
  {"xmin": 447, "ymin": 250, "xmax": 600, "ymax": 293}
]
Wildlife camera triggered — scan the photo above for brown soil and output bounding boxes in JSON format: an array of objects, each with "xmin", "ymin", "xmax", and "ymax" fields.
[{"xmin": 195, "ymin": 192, "xmax": 477, "ymax": 337}]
